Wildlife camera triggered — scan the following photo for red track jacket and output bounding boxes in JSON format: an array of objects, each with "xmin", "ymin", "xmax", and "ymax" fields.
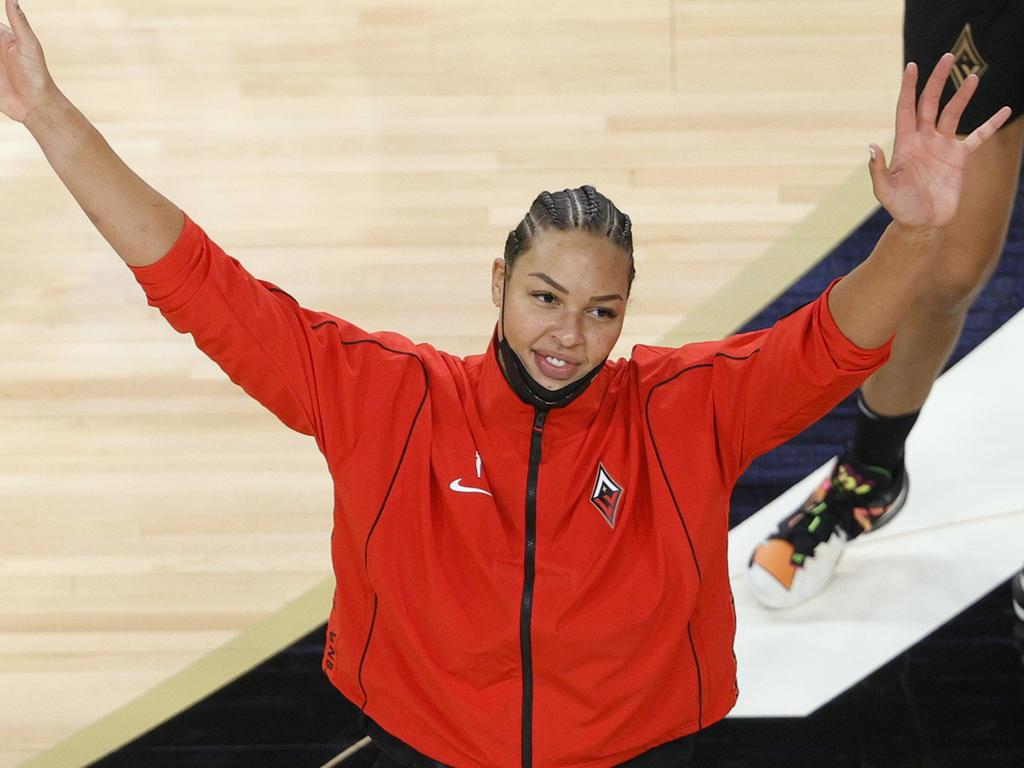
[{"xmin": 131, "ymin": 215, "xmax": 891, "ymax": 768}]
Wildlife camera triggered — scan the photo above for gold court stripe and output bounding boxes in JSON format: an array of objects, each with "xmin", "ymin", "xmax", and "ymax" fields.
[
  {"xmin": 658, "ymin": 164, "xmax": 878, "ymax": 348},
  {"xmin": 17, "ymin": 581, "xmax": 335, "ymax": 768}
]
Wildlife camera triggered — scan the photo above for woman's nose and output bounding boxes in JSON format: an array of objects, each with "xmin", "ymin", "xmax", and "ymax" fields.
[{"xmin": 553, "ymin": 312, "xmax": 584, "ymax": 347}]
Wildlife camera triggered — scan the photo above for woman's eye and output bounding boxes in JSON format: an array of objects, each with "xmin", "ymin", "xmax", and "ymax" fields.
[
  {"xmin": 533, "ymin": 292, "xmax": 557, "ymax": 304},
  {"xmin": 591, "ymin": 307, "xmax": 617, "ymax": 319}
]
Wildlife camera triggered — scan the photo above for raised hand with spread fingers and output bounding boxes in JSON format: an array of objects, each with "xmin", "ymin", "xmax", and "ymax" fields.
[
  {"xmin": 0, "ymin": 0, "xmax": 58, "ymax": 123},
  {"xmin": 868, "ymin": 52, "xmax": 1012, "ymax": 230},
  {"xmin": 1, "ymin": 0, "xmax": 183, "ymax": 266},
  {"xmin": 826, "ymin": 53, "xmax": 1012, "ymax": 351}
]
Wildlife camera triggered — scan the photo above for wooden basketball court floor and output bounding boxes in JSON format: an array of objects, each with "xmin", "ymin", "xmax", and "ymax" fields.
[{"xmin": 9, "ymin": 0, "xmax": 1016, "ymax": 765}]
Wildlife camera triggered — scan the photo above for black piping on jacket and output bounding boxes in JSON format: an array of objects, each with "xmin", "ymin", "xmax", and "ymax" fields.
[
  {"xmin": 519, "ymin": 407, "xmax": 548, "ymax": 768},
  {"xmin": 642, "ymin": 348, "xmax": 761, "ymax": 729}
]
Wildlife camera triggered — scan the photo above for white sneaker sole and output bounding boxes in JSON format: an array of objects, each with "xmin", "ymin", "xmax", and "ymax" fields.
[
  {"xmin": 746, "ymin": 477, "xmax": 911, "ymax": 610},
  {"xmin": 747, "ymin": 530, "xmax": 849, "ymax": 609}
]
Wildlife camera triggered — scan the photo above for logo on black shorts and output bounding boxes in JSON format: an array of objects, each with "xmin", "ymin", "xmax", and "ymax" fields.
[
  {"xmin": 950, "ymin": 23, "xmax": 989, "ymax": 89},
  {"xmin": 590, "ymin": 464, "xmax": 624, "ymax": 528}
]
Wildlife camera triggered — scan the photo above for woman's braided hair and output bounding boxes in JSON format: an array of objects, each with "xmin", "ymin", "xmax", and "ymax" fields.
[{"xmin": 504, "ymin": 185, "xmax": 635, "ymax": 290}]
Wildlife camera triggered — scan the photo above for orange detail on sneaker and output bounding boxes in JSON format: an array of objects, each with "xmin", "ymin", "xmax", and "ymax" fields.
[{"xmin": 750, "ymin": 538, "xmax": 799, "ymax": 589}]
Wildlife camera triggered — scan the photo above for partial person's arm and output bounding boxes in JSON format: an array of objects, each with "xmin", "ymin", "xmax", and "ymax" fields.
[
  {"xmin": 0, "ymin": 0, "xmax": 182, "ymax": 264},
  {"xmin": 0, "ymin": 0, "xmax": 425, "ymax": 449},
  {"xmin": 825, "ymin": 53, "xmax": 1011, "ymax": 348},
  {"xmin": 641, "ymin": 55, "xmax": 1013, "ymax": 476}
]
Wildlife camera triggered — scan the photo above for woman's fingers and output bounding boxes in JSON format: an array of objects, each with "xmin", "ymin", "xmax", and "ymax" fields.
[
  {"xmin": 962, "ymin": 106, "xmax": 1013, "ymax": 154},
  {"xmin": 5, "ymin": 0, "xmax": 40, "ymax": 53},
  {"xmin": 867, "ymin": 143, "xmax": 891, "ymax": 204},
  {"xmin": 936, "ymin": 72, "xmax": 979, "ymax": 135},
  {"xmin": 895, "ymin": 62, "xmax": 918, "ymax": 137},
  {"xmin": 0, "ymin": 25, "xmax": 19, "ymax": 116},
  {"xmin": 0, "ymin": 22, "xmax": 16, "ymax": 67},
  {"xmin": 917, "ymin": 52, "xmax": 955, "ymax": 129}
]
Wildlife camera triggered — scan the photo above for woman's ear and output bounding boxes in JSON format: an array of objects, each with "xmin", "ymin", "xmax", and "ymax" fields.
[{"xmin": 491, "ymin": 258, "xmax": 506, "ymax": 308}]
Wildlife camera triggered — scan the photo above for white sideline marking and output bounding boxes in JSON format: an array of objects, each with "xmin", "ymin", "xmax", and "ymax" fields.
[{"xmin": 728, "ymin": 307, "xmax": 1024, "ymax": 717}]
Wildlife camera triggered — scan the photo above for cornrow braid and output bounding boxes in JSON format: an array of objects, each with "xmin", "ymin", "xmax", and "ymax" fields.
[
  {"xmin": 582, "ymin": 185, "xmax": 599, "ymax": 224},
  {"xmin": 566, "ymin": 188, "xmax": 581, "ymax": 227},
  {"xmin": 505, "ymin": 228, "xmax": 520, "ymax": 255},
  {"xmin": 503, "ymin": 184, "xmax": 636, "ymax": 292},
  {"xmin": 539, "ymin": 191, "xmax": 560, "ymax": 227},
  {"xmin": 523, "ymin": 212, "xmax": 536, "ymax": 237}
]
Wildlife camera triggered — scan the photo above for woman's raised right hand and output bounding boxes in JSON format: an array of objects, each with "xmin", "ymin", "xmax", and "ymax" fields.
[{"xmin": 0, "ymin": 0, "xmax": 59, "ymax": 123}]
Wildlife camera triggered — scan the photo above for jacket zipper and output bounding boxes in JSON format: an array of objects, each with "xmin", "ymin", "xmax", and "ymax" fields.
[{"xmin": 520, "ymin": 407, "xmax": 547, "ymax": 768}]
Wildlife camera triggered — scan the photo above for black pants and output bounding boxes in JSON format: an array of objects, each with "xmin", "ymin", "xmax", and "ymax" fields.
[
  {"xmin": 371, "ymin": 751, "xmax": 405, "ymax": 768},
  {"xmin": 364, "ymin": 713, "xmax": 693, "ymax": 768},
  {"xmin": 369, "ymin": 740, "xmax": 694, "ymax": 768}
]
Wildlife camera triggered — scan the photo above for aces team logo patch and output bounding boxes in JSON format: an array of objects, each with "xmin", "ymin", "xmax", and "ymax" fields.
[
  {"xmin": 950, "ymin": 23, "xmax": 988, "ymax": 89},
  {"xmin": 590, "ymin": 464, "xmax": 624, "ymax": 528}
]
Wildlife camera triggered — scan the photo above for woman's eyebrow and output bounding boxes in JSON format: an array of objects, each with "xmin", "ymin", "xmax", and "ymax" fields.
[
  {"xmin": 528, "ymin": 272, "xmax": 569, "ymax": 294},
  {"xmin": 528, "ymin": 272, "xmax": 623, "ymax": 302}
]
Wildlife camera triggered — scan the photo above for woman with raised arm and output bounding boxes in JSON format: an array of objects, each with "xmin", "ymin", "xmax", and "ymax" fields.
[{"xmin": 1, "ymin": 1, "xmax": 1009, "ymax": 766}]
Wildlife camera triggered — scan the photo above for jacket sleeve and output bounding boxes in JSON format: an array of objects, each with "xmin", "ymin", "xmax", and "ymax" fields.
[
  {"xmin": 707, "ymin": 279, "xmax": 892, "ymax": 473},
  {"xmin": 129, "ymin": 213, "xmax": 423, "ymax": 454},
  {"xmin": 636, "ymin": 279, "xmax": 892, "ymax": 479}
]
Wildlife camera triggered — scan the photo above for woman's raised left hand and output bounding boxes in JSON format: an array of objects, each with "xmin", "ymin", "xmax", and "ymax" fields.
[{"xmin": 868, "ymin": 52, "xmax": 1012, "ymax": 230}]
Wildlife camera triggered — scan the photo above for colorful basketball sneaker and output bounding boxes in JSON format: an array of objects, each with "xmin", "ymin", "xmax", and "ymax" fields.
[{"xmin": 747, "ymin": 449, "xmax": 909, "ymax": 608}]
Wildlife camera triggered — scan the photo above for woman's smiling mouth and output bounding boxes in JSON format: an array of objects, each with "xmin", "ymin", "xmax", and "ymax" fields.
[{"xmin": 533, "ymin": 350, "xmax": 580, "ymax": 381}]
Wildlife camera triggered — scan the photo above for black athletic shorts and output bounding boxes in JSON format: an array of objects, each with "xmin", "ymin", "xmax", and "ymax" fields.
[
  {"xmin": 369, "ymin": 742, "xmax": 696, "ymax": 768},
  {"xmin": 904, "ymin": 0, "xmax": 1024, "ymax": 134},
  {"xmin": 363, "ymin": 713, "xmax": 695, "ymax": 767}
]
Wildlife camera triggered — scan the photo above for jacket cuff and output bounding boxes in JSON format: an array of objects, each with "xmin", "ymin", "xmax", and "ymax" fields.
[
  {"xmin": 128, "ymin": 213, "xmax": 205, "ymax": 304},
  {"xmin": 817, "ymin": 276, "xmax": 894, "ymax": 370}
]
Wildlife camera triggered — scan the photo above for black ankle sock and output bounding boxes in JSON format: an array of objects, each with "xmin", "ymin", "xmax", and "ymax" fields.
[{"xmin": 850, "ymin": 392, "xmax": 919, "ymax": 472}]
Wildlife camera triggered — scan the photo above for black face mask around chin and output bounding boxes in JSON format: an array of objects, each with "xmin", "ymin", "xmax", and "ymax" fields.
[{"xmin": 494, "ymin": 332, "xmax": 604, "ymax": 410}]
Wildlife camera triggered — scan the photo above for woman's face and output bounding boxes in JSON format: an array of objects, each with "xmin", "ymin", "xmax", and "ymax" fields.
[{"xmin": 491, "ymin": 229, "xmax": 629, "ymax": 390}]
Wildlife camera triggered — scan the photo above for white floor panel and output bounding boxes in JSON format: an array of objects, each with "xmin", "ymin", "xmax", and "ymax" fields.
[{"xmin": 727, "ymin": 307, "xmax": 1024, "ymax": 718}]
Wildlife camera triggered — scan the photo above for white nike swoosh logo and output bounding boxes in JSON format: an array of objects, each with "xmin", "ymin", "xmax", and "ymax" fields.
[{"xmin": 449, "ymin": 478, "xmax": 492, "ymax": 496}]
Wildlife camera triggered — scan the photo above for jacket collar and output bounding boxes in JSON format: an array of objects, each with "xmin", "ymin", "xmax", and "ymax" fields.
[{"xmin": 477, "ymin": 330, "xmax": 609, "ymax": 441}]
